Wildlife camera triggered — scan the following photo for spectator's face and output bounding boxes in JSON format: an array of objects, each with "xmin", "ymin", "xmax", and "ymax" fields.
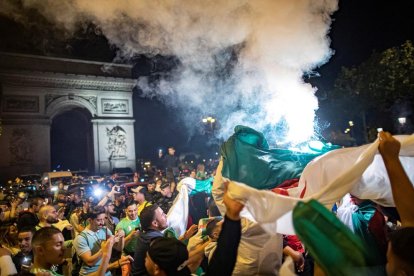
[
  {"xmin": 133, "ymin": 192, "xmax": 144, "ymax": 202},
  {"xmin": 168, "ymin": 148, "xmax": 175, "ymax": 155},
  {"xmin": 33, "ymin": 199, "xmax": 45, "ymax": 213},
  {"xmin": 8, "ymin": 225, "xmax": 18, "ymax": 240},
  {"xmin": 18, "ymin": 231, "xmax": 33, "ymax": 254},
  {"xmin": 107, "ymin": 203, "xmax": 116, "ymax": 214},
  {"xmin": 126, "ymin": 204, "xmax": 138, "ymax": 221},
  {"xmin": 90, "ymin": 213, "xmax": 106, "ymax": 231},
  {"xmin": 190, "ymin": 171, "xmax": 196, "ymax": 178},
  {"xmin": 68, "ymin": 194, "xmax": 75, "ymax": 201},
  {"xmin": 74, "ymin": 194, "xmax": 81, "ymax": 202},
  {"xmin": 160, "ymin": 186, "xmax": 172, "ymax": 198},
  {"xmin": 58, "ymin": 194, "xmax": 66, "ymax": 202},
  {"xmin": 45, "ymin": 206, "xmax": 59, "ymax": 224},
  {"xmin": 147, "ymin": 184, "xmax": 155, "ymax": 192},
  {"xmin": 154, "ymin": 207, "xmax": 168, "ymax": 230},
  {"xmin": 37, "ymin": 233, "xmax": 65, "ymax": 265}
]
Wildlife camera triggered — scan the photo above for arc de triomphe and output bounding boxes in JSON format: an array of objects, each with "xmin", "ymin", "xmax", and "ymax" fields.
[{"xmin": 0, "ymin": 52, "xmax": 137, "ymax": 180}]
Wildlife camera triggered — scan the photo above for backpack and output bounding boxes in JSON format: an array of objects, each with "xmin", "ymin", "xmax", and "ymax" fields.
[{"xmin": 71, "ymin": 232, "xmax": 90, "ymax": 276}]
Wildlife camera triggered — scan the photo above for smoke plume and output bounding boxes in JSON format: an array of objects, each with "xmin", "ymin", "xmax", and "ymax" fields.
[{"xmin": 1, "ymin": 0, "xmax": 338, "ymax": 143}]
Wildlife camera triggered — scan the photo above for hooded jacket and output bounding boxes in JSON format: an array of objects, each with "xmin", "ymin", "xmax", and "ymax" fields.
[{"xmin": 131, "ymin": 229, "xmax": 164, "ymax": 276}]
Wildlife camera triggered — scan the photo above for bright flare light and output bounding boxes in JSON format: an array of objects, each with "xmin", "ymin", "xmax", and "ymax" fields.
[
  {"xmin": 94, "ymin": 188, "xmax": 103, "ymax": 197},
  {"xmin": 308, "ymin": 140, "xmax": 325, "ymax": 152},
  {"xmin": 264, "ymin": 75, "xmax": 318, "ymax": 143}
]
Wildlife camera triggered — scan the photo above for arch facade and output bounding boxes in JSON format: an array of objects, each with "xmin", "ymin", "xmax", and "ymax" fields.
[{"xmin": 0, "ymin": 52, "xmax": 137, "ymax": 180}]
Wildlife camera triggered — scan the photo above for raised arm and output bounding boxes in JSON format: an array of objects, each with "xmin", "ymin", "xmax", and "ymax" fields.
[
  {"xmin": 206, "ymin": 182, "xmax": 243, "ymax": 276},
  {"xmin": 378, "ymin": 131, "xmax": 414, "ymax": 227}
]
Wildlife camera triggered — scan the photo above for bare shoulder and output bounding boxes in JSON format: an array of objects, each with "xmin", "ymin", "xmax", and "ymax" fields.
[{"xmin": 0, "ymin": 247, "xmax": 12, "ymax": 257}]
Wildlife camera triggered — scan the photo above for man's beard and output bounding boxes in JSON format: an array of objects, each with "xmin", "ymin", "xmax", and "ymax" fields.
[{"xmin": 46, "ymin": 216, "xmax": 59, "ymax": 224}]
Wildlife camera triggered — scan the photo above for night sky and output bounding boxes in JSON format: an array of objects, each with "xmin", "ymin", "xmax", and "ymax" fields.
[{"xmin": 1, "ymin": 0, "xmax": 413, "ymax": 167}]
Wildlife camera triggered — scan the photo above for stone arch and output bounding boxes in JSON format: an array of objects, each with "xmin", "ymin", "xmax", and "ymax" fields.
[{"xmin": 46, "ymin": 95, "xmax": 97, "ymax": 119}]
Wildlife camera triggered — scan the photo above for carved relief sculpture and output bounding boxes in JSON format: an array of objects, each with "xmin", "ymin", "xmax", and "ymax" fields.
[
  {"xmin": 106, "ymin": 126, "xmax": 127, "ymax": 159},
  {"xmin": 9, "ymin": 128, "xmax": 33, "ymax": 164},
  {"xmin": 102, "ymin": 99, "xmax": 129, "ymax": 114}
]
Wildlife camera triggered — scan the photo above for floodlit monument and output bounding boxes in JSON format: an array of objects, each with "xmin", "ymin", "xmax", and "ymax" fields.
[{"xmin": 0, "ymin": 52, "xmax": 137, "ymax": 180}]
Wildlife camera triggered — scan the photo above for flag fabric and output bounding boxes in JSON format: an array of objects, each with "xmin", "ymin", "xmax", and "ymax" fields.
[
  {"xmin": 216, "ymin": 126, "xmax": 414, "ymax": 235},
  {"xmin": 166, "ymin": 177, "xmax": 195, "ymax": 237},
  {"xmin": 292, "ymin": 199, "xmax": 386, "ymax": 276},
  {"xmin": 220, "ymin": 126, "xmax": 337, "ymax": 190},
  {"xmin": 190, "ymin": 177, "xmax": 213, "ymax": 195},
  {"xmin": 166, "ymin": 177, "xmax": 214, "ymax": 237}
]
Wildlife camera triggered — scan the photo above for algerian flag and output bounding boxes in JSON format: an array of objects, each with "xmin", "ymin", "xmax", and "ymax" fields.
[
  {"xmin": 221, "ymin": 125, "xmax": 337, "ymax": 190},
  {"xmin": 214, "ymin": 126, "xmax": 414, "ymax": 235},
  {"xmin": 166, "ymin": 177, "xmax": 214, "ymax": 237}
]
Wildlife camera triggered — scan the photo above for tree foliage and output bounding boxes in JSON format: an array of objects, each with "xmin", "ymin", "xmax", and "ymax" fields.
[
  {"xmin": 322, "ymin": 41, "xmax": 414, "ymax": 143},
  {"xmin": 332, "ymin": 40, "xmax": 414, "ymax": 112}
]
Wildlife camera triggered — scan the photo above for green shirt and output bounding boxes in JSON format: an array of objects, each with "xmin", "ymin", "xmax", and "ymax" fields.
[
  {"xmin": 31, "ymin": 267, "xmax": 63, "ymax": 276},
  {"xmin": 115, "ymin": 216, "xmax": 141, "ymax": 254}
]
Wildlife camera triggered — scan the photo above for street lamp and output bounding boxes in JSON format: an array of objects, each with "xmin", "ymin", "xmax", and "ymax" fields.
[
  {"xmin": 202, "ymin": 116, "xmax": 216, "ymax": 133},
  {"xmin": 398, "ymin": 117, "xmax": 406, "ymax": 125}
]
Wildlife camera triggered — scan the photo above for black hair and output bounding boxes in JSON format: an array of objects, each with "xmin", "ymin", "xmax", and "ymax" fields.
[
  {"xmin": 208, "ymin": 197, "xmax": 221, "ymax": 217},
  {"xmin": 32, "ymin": 227, "xmax": 62, "ymax": 247},
  {"xmin": 29, "ymin": 197, "xmax": 44, "ymax": 208},
  {"xmin": 125, "ymin": 199, "xmax": 137, "ymax": 208},
  {"xmin": 87, "ymin": 205, "xmax": 106, "ymax": 220},
  {"xmin": 389, "ymin": 227, "xmax": 414, "ymax": 267},
  {"xmin": 18, "ymin": 226, "xmax": 36, "ymax": 236},
  {"xmin": 140, "ymin": 204, "xmax": 159, "ymax": 231},
  {"xmin": 205, "ymin": 218, "xmax": 221, "ymax": 239}
]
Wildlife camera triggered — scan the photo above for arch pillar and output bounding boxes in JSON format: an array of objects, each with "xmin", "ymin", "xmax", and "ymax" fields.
[{"xmin": 92, "ymin": 118, "xmax": 136, "ymax": 174}]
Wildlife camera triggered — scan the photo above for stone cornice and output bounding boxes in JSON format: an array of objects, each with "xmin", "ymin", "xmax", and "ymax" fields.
[{"xmin": 0, "ymin": 70, "xmax": 136, "ymax": 92}]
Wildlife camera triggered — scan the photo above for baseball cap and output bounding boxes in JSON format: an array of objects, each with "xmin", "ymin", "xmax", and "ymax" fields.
[
  {"xmin": 131, "ymin": 186, "xmax": 145, "ymax": 194},
  {"xmin": 148, "ymin": 237, "xmax": 191, "ymax": 275},
  {"xmin": 160, "ymin": 182, "xmax": 170, "ymax": 190}
]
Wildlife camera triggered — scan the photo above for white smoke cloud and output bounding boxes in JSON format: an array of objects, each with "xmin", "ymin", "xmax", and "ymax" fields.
[{"xmin": 2, "ymin": 0, "xmax": 338, "ymax": 143}]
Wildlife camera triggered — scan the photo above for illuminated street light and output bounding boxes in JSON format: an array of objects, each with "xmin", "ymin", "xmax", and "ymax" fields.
[
  {"xmin": 398, "ymin": 117, "xmax": 406, "ymax": 125},
  {"xmin": 349, "ymin": 121, "xmax": 354, "ymax": 127},
  {"xmin": 202, "ymin": 116, "xmax": 216, "ymax": 133}
]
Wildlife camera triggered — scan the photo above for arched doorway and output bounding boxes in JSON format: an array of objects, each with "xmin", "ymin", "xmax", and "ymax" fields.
[{"xmin": 51, "ymin": 107, "xmax": 94, "ymax": 173}]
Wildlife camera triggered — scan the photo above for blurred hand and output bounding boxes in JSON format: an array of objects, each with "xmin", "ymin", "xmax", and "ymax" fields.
[
  {"xmin": 110, "ymin": 185, "xmax": 121, "ymax": 196},
  {"xmin": 11, "ymin": 198, "xmax": 20, "ymax": 207},
  {"xmin": 378, "ymin": 131, "xmax": 401, "ymax": 160},
  {"xmin": 126, "ymin": 229, "xmax": 140, "ymax": 239},
  {"xmin": 223, "ymin": 182, "xmax": 244, "ymax": 220},
  {"xmin": 292, "ymin": 251, "xmax": 305, "ymax": 272},
  {"xmin": 184, "ymin": 224, "xmax": 198, "ymax": 240},
  {"xmin": 101, "ymin": 236, "xmax": 115, "ymax": 255},
  {"xmin": 119, "ymin": 255, "xmax": 134, "ymax": 267},
  {"xmin": 116, "ymin": 229, "xmax": 125, "ymax": 238}
]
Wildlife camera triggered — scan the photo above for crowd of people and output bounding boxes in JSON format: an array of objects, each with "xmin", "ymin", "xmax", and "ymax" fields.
[{"xmin": 0, "ymin": 134, "xmax": 413, "ymax": 276}]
